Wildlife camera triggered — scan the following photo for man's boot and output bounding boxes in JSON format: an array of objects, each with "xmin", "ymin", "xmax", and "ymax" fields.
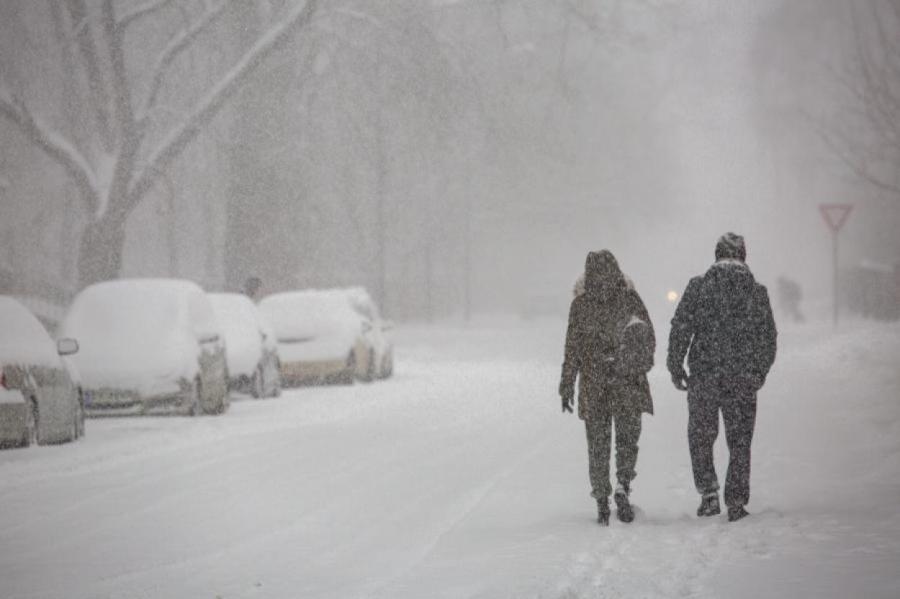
[
  {"xmin": 727, "ymin": 505, "xmax": 749, "ymax": 522},
  {"xmin": 614, "ymin": 484, "xmax": 634, "ymax": 523},
  {"xmin": 697, "ymin": 492, "xmax": 721, "ymax": 517}
]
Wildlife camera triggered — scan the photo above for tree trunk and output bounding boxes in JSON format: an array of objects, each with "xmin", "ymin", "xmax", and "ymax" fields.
[{"xmin": 77, "ymin": 218, "xmax": 126, "ymax": 289}]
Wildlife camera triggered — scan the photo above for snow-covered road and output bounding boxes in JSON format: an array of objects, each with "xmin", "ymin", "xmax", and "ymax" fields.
[{"xmin": 2, "ymin": 320, "xmax": 899, "ymax": 599}]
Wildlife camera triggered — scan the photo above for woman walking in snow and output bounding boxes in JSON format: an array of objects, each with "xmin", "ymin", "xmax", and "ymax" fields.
[{"xmin": 559, "ymin": 250, "xmax": 655, "ymax": 525}]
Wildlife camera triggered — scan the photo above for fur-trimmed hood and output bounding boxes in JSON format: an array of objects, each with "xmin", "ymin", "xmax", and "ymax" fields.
[{"xmin": 573, "ymin": 272, "xmax": 635, "ymax": 298}]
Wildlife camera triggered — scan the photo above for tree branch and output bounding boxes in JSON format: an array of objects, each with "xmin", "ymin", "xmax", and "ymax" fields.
[
  {"xmin": 101, "ymin": 0, "xmax": 136, "ymax": 133},
  {"xmin": 126, "ymin": 0, "xmax": 320, "ymax": 214},
  {"xmin": 0, "ymin": 92, "xmax": 98, "ymax": 213},
  {"xmin": 65, "ymin": 0, "xmax": 115, "ymax": 150},
  {"xmin": 98, "ymin": 0, "xmax": 146, "ymax": 221},
  {"xmin": 817, "ymin": 117, "xmax": 900, "ymax": 197},
  {"xmin": 138, "ymin": 0, "xmax": 233, "ymax": 122},
  {"xmin": 117, "ymin": 0, "xmax": 177, "ymax": 32}
]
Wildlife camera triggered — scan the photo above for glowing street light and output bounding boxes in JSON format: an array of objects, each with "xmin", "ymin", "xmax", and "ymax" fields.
[{"xmin": 667, "ymin": 290, "xmax": 679, "ymax": 303}]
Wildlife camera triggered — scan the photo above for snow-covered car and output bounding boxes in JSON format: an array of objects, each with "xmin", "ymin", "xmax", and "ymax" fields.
[
  {"xmin": 60, "ymin": 279, "xmax": 228, "ymax": 416},
  {"xmin": 208, "ymin": 293, "xmax": 281, "ymax": 398},
  {"xmin": 259, "ymin": 290, "xmax": 370, "ymax": 386},
  {"xmin": 0, "ymin": 296, "xmax": 83, "ymax": 447},
  {"xmin": 340, "ymin": 287, "xmax": 394, "ymax": 380}
]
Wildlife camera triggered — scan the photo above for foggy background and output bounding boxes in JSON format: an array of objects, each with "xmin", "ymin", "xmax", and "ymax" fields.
[{"xmin": 1, "ymin": 0, "xmax": 898, "ymax": 327}]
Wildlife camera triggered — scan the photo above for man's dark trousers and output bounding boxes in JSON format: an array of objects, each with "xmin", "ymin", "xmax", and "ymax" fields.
[{"xmin": 687, "ymin": 380, "xmax": 757, "ymax": 508}]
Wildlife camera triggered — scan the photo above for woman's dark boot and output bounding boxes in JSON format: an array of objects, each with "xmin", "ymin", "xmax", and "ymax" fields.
[{"xmin": 614, "ymin": 485, "xmax": 634, "ymax": 523}]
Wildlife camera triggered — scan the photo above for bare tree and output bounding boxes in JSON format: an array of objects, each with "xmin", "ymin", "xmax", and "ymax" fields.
[
  {"xmin": 0, "ymin": 0, "xmax": 319, "ymax": 287},
  {"xmin": 828, "ymin": 1, "xmax": 900, "ymax": 200}
]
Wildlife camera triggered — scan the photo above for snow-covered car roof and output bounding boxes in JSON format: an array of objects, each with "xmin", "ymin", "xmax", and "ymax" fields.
[
  {"xmin": 208, "ymin": 293, "xmax": 266, "ymax": 378},
  {"xmin": 61, "ymin": 279, "xmax": 218, "ymax": 393},
  {"xmin": 0, "ymin": 296, "xmax": 60, "ymax": 368}
]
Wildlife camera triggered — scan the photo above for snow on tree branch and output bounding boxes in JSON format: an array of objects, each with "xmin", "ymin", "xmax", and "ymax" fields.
[
  {"xmin": 127, "ymin": 0, "xmax": 320, "ymax": 211},
  {"xmin": 0, "ymin": 91, "xmax": 99, "ymax": 214},
  {"xmin": 138, "ymin": 0, "xmax": 234, "ymax": 123}
]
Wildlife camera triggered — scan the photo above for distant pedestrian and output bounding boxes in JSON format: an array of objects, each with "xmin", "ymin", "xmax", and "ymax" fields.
[
  {"xmin": 667, "ymin": 233, "xmax": 777, "ymax": 522},
  {"xmin": 243, "ymin": 276, "xmax": 262, "ymax": 301},
  {"xmin": 560, "ymin": 250, "xmax": 655, "ymax": 525},
  {"xmin": 776, "ymin": 276, "xmax": 804, "ymax": 323}
]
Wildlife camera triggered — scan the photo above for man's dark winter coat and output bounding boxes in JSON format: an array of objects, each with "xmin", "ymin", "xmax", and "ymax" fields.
[
  {"xmin": 667, "ymin": 259, "xmax": 777, "ymax": 390},
  {"xmin": 560, "ymin": 251, "xmax": 655, "ymax": 420}
]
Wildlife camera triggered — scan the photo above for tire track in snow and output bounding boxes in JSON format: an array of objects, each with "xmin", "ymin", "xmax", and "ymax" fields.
[{"xmin": 362, "ymin": 435, "xmax": 557, "ymax": 599}]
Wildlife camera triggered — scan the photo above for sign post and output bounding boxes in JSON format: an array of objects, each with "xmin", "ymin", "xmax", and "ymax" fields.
[{"xmin": 819, "ymin": 204, "xmax": 854, "ymax": 327}]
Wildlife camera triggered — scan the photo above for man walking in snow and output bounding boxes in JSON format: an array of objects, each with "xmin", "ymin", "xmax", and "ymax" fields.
[
  {"xmin": 560, "ymin": 250, "xmax": 655, "ymax": 525},
  {"xmin": 667, "ymin": 233, "xmax": 777, "ymax": 522}
]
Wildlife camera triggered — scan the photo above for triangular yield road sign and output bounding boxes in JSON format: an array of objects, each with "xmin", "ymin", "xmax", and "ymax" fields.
[{"xmin": 819, "ymin": 203, "xmax": 853, "ymax": 233}]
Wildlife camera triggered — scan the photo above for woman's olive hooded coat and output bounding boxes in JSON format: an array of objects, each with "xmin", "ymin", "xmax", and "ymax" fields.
[{"xmin": 560, "ymin": 251, "xmax": 655, "ymax": 420}]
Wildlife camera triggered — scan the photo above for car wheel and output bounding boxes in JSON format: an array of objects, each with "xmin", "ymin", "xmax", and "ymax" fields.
[
  {"xmin": 251, "ymin": 367, "xmax": 264, "ymax": 399},
  {"xmin": 76, "ymin": 396, "xmax": 85, "ymax": 438},
  {"xmin": 272, "ymin": 361, "xmax": 282, "ymax": 397},
  {"xmin": 381, "ymin": 353, "xmax": 394, "ymax": 379},
  {"xmin": 22, "ymin": 398, "xmax": 38, "ymax": 447},
  {"xmin": 271, "ymin": 375, "xmax": 282, "ymax": 397},
  {"xmin": 190, "ymin": 377, "xmax": 203, "ymax": 417},
  {"xmin": 68, "ymin": 412, "xmax": 78, "ymax": 442},
  {"xmin": 337, "ymin": 351, "xmax": 356, "ymax": 385},
  {"xmin": 213, "ymin": 388, "xmax": 229, "ymax": 414},
  {"xmin": 363, "ymin": 350, "xmax": 376, "ymax": 383}
]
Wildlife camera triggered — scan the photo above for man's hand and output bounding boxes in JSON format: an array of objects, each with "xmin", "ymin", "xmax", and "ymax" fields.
[
  {"xmin": 671, "ymin": 370, "xmax": 689, "ymax": 391},
  {"xmin": 561, "ymin": 394, "xmax": 574, "ymax": 413}
]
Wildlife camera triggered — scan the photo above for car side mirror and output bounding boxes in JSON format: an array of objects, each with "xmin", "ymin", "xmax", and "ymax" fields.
[
  {"xmin": 57, "ymin": 338, "xmax": 79, "ymax": 356},
  {"xmin": 259, "ymin": 329, "xmax": 268, "ymax": 341}
]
